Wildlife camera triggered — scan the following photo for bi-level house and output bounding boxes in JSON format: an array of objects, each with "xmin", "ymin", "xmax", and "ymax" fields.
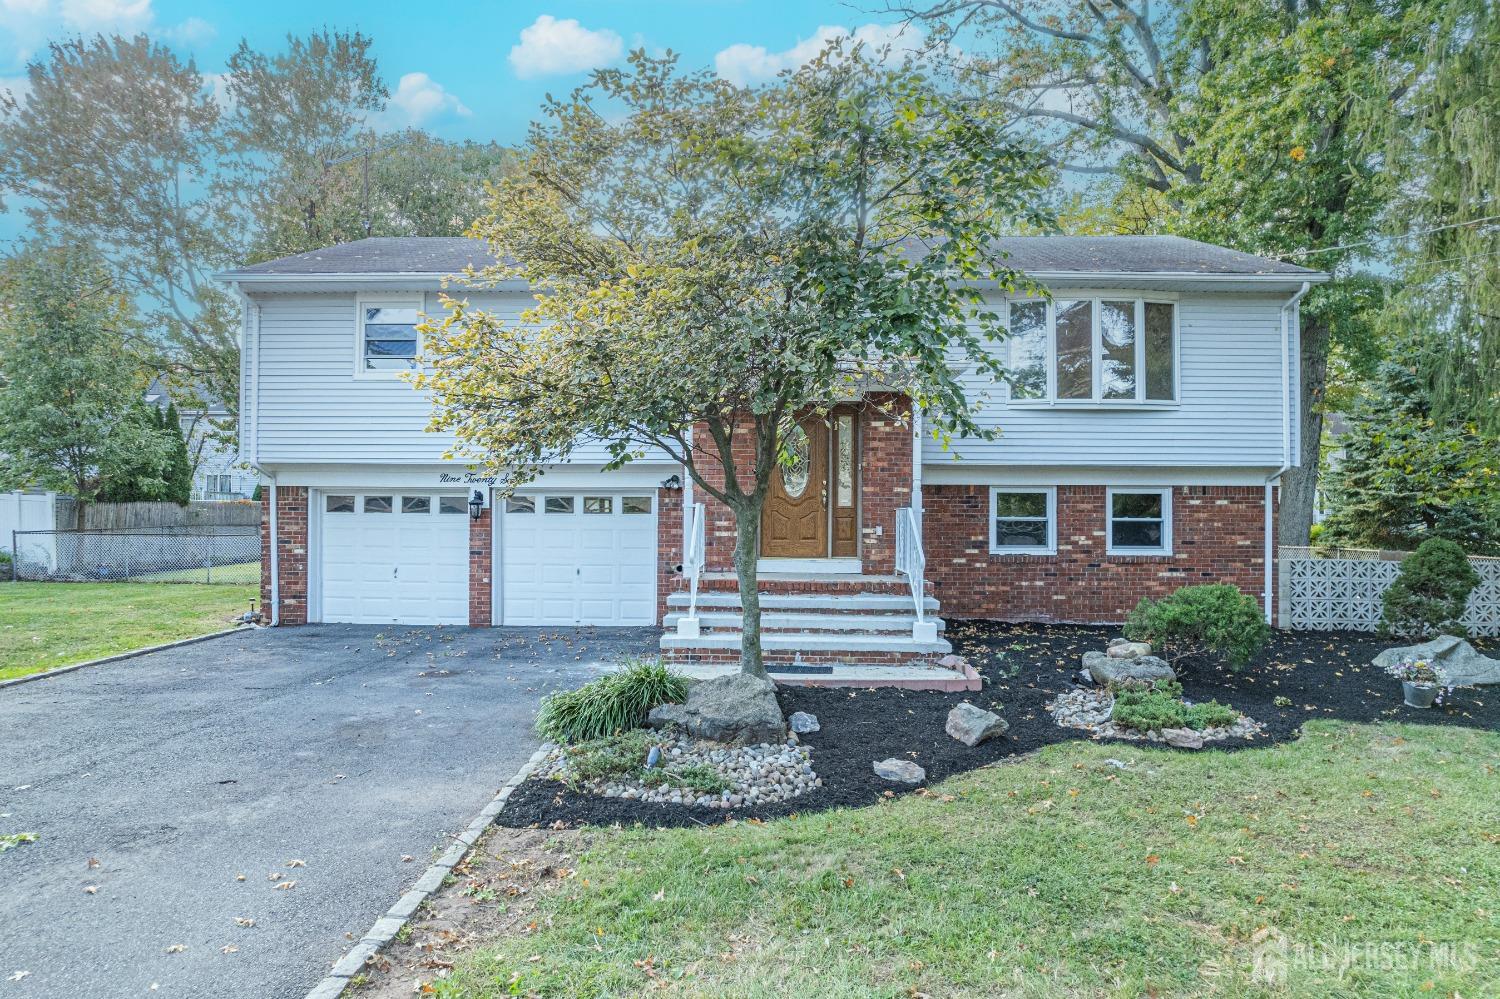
[{"xmin": 221, "ymin": 235, "xmax": 1324, "ymax": 670}]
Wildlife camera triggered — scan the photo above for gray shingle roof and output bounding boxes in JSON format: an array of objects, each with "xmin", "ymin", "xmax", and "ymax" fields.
[
  {"xmin": 223, "ymin": 234, "xmax": 1318, "ymax": 278},
  {"xmin": 222, "ymin": 237, "xmax": 497, "ymax": 276}
]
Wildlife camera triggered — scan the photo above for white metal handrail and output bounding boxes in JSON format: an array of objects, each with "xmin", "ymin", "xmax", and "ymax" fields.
[
  {"xmin": 684, "ymin": 502, "xmax": 706, "ymax": 619},
  {"xmin": 894, "ymin": 506, "xmax": 926, "ymax": 625}
]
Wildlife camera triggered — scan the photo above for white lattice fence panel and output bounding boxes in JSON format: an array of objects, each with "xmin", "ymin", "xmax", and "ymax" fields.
[{"xmin": 1283, "ymin": 547, "xmax": 1500, "ymax": 636}]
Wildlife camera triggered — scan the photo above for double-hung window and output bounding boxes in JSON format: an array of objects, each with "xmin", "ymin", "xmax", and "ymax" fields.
[
  {"xmin": 990, "ymin": 487, "xmax": 1056, "ymax": 554},
  {"xmin": 358, "ymin": 298, "xmax": 422, "ymax": 374},
  {"xmin": 1106, "ymin": 487, "xmax": 1172, "ymax": 555},
  {"xmin": 1006, "ymin": 298, "xmax": 1177, "ymax": 405}
]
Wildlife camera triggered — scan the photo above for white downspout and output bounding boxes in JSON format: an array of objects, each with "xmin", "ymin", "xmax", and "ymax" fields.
[
  {"xmin": 232, "ymin": 286, "xmax": 277, "ymax": 625},
  {"xmin": 267, "ymin": 476, "xmax": 280, "ymax": 626},
  {"xmin": 911, "ymin": 404, "xmax": 923, "ymax": 532},
  {"xmin": 1265, "ymin": 281, "xmax": 1312, "ymax": 625}
]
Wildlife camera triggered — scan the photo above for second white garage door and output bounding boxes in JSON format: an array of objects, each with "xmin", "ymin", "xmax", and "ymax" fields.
[{"xmin": 501, "ymin": 492, "xmax": 657, "ymax": 625}]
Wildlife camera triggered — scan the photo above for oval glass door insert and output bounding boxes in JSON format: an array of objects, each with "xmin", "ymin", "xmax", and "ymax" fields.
[{"xmin": 781, "ymin": 425, "xmax": 810, "ymax": 498}]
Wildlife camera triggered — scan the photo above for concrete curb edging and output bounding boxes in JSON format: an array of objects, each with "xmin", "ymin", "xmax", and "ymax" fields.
[
  {"xmin": 0, "ymin": 626, "xmax": 252, "ymax": 690},
  {"xmin": 302, "ymin": 743, "xmax": 557, "ymax": 999}
]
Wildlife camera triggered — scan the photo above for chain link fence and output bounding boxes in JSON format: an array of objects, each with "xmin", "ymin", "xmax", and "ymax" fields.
[{"xmin": 9, "ymin": 527, "xmax": 260, "ymax": 585}]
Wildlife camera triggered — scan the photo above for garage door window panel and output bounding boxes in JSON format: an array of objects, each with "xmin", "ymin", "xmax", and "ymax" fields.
[
  {"xmin": 401, "ymin": 496, "xmax": 431, "ymax": 514},
  {"xmin": 326, "ymin": 495, "xmax": 355, "ymax": 513},
  {"xmin": 545, "ymin": 496, "xmax": 574, "ymax": 514},
  {"xmin": 622, "ymin": 496, "xmax": 652, "ymax": 514},
  {"xmin": 439, "ymin": 496, "xmax": 467, "ymax": 514},
  {"xmin": 504, "ymin": 496, "xmax": 534, "ymax": 514},
  {"xmin": 584, "ymin": 496, "xmax": 613, "ymax": 514},
  {"xmin": 364, "ymin": 496, "xmax": 392, "ymax": 513}
]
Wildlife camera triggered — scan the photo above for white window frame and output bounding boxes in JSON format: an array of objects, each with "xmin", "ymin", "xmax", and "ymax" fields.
[
  {"xmin": 1105, "ymin": 486, "xmax": 1174, "ymax": 556},
  {"xmin": 354, "ymin": 294, "xmax": 425, "ymax": 379},
  {"xmin": 1005, "ymin": 295, "xmax": 1180, "ymax": 408},
  {"xmin": 989, "ymin": 486, "xmax": 1056, "ymax": 555}
]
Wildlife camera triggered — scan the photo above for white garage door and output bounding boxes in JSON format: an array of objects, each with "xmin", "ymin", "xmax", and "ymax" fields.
[
  {"xmin": 502, "ymin": 492, "xmax": 657, "ymax": 625},
  {"xmin": 319, "ymin": 492, "xmax": 470, "ymax": 625}
]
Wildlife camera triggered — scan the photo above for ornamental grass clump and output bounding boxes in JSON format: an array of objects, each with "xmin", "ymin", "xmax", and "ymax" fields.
[
  {"xmin": 535, "ymin": 658, "xmax": 691, "ymax": 744},
  {"xmin": 1124, "ymin": 584, "xmax": 1269, "ymax": 671}
]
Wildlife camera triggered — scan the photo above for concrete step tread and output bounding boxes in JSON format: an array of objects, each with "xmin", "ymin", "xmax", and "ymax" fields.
[
  {"xmin": 668, "ymin": 592, "xmax": 940, "ymax": 612},
  {"xmin": 663, "ymin": 611, "xmax": 946, "ymax": 632},
  {"xmin": 659, "ymin": 632, "xmax": 953, "ymax": 654}
]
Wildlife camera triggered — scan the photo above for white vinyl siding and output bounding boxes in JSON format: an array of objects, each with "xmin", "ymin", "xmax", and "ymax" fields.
[
  {"xmin": 251, "ymin": 291, "xmax": 669, "ymax": 465},
  {"xmin": 928, "ymin": 292, "xmax": 1287, "ymax": 468}
]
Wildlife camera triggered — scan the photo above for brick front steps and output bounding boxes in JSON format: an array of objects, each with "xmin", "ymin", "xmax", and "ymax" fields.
[{"xmin": 666, "ymin": 659, "xmax": 983, "ymax": 693}]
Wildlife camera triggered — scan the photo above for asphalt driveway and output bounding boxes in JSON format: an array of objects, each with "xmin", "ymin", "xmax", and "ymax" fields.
[{"xmin": 0, "ymin": 624, "xmax": 655, "ymax": 999}]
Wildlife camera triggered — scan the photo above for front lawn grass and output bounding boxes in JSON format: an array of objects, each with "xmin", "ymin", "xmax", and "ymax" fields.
[
  {"xmin": 443, "ymin": 721, "xmax": 1500, "ymax": 998},
  {"xmin": 0, "ymin": 582, "xmax": 254, "ymax": 680}
]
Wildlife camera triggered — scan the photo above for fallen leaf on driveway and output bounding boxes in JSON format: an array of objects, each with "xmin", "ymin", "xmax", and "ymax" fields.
[
  {"xmin": 401, "ymin": 855, "xmax": 414, "ymax": 863},
  {"xmin": 220, "ymin": 945, "xmax": 238, "ymax": 954},
  {"xmin": 165, "ymin": 945, "xmax": 186, "ymax": 954},
  {"xmin": 233, "ymin": 917, "xmax": 254, "ymax": 927},
  {"xmin": 8, "ymin": 971, "xmax": 29, "ymax": 981},
  {"xmin": 235, "ymin": 873, "xmax": 246, "ymax": 881},
  {"xmin": 87, "ymin": 857, "xmax": 100, "ymax": 869},
  {"xmin": 83, "ymin": 885, "xmax": 98, "ymax": 894},
  {"xmin": 285, "ymin": 859, "xmax": 306, "ymax": 869},
  {"xmin": 275, "ymin": 880, "xmax": 296, "ymax": 891}
]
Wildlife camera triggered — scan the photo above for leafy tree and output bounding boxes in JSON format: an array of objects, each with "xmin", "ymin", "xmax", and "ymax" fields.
[
  {"xmin": 910, "ymin": 0, "xmax": 1431, "ymax": 545},
  {"xmin": 418, "ymin": 50, "xmax": 1049, "ymax": 677},
  {"xmin": 0, "ymin": 29, "xmax": 505, "ymax": 445},
  {"xmin": 0, "ymin": 244, "xmax": 171, "ymax": 521},
  {"xmin": 1319, "ymin": 335, "xmax": 1500, "ymax": 554},
  {"xmin": 1379, "ymin": 537, "xmax": 1481, "ymax": 639},
  {"xmin": 1371, "ymin": 0, "xmax": 1499, "ymax": 432}
]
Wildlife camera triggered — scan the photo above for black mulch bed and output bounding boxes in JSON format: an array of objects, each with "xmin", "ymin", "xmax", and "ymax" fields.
[{"xmin": 496, "ymin": 622, "xmax": 1499, "ymax": 830}]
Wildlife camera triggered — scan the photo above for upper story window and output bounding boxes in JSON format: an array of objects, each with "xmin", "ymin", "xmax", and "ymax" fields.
[
  {"xmin": 359, "ymin": 299, "xmax": 421, "ymax": 373},
  {"xmin": 1006, "ymin": 298, "xmax": 1177, "ymax": 405}
]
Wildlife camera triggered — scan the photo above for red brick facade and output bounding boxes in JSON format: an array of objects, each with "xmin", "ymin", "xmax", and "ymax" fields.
[
  {"xmin": 686, "ymin": 395, "xmax": 916, "ymax": 576},
  {"xmin": 657, "ymin": 486, "xmax": 683, "ymax": 623},
  {"xmin": 922, "ymin": 484, "xmax": 1273, "ymax": 624},
  {"xmin": 468, "ymin": 502, "xmax": 492, "ymax": 626},
  {"xmin": 259, "ymin": 486, "xmax": 309, "ymax": 625}
]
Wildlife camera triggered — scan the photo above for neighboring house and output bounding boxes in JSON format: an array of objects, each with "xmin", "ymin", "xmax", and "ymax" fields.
[
  {"xmin": 220, "ymin": 235, "xmax": 1325, "ymax": 666},
  {"xmin": 144, "ymin": 380, "xmax": 257, "ymax": 501},
  {"xmin": 1313, "ymin": 411, "xmax": 1350, "ymax": 524}
]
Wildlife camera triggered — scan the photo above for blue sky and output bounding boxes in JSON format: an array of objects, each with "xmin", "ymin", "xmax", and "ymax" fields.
[{"xmin": 0, "ymin": 1, "xmax": 923, "ymax": 148}]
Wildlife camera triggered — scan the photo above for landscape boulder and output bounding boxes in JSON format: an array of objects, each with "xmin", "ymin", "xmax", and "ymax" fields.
[
  {"xmin": 945, "ymin": 703, "xmax": 1009, "ymax": 747},
  {"xmin": 1107, "ymin": 640, "xmax": 1153, "ymax": 660},
  {"xmin": 1372, "ymin": 635, "xmax": 1500, "ymax": 688},
  {"xmin": 647, "ymin": 672, "xmax": 787, "ymax": 746},
  {"xmin": 873, "ymin": 758, "xmax": 926, "ymax": 783},
  {"xmin": 1083, "ymin": 650, "xmax": 1176, "ymax": 686},
  {"xmin": 1161, "ymin": 727, "xmax": 1205, "ymax": 750},
  {"xmin": 789, "ymin": 711, "xmax": 821, "ymax": 734}
]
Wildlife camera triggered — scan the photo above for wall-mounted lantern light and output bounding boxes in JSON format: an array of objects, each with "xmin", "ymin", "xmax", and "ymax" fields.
[
  {"xmin": 468, "ymin": 490, "xmax": 485, "ymax": 520},
  {"xmin": 661, "ymin": 474, "xmax": 682, "ymax": 490}
]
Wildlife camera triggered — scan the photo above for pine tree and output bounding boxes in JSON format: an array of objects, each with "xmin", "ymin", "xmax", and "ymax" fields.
[
  {"xmin": 1321, "ymin": 335, "xmax": 1500, "ymax": 555},
  {"xmin": 163, "ymin": 402, "xmax": 193, "ymax": 504}
]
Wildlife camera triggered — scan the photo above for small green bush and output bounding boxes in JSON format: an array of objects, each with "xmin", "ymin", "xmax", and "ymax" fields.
[
  {"xmin": 1379, "ymin": 537, "xmax": 1479, "ymax": 640},
  {"xmin": 1123, "ymin": 583, "xmax": 1269, "ymax": 671},
  {"xmin": 535, "ymin": 657, "xmax": 691, "ymax": 743},
  {"xmin": 1111, "ymin": 683, "xmax": 1238, "ymax": 733},
  {"xmin": 641, "ymin": 763, "xmax": 731, "ymax": 794},
  {"xmin": 558, "ymin": 729, "xmax": 659, "ymax": 785}
]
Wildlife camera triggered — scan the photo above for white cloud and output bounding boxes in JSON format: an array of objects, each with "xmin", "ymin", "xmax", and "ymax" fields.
[
  {"xmin": 0, "ymin": 73, "xmax": 31, "ymax": 103},
  {"xmin": 715, "ymin": 23, "xmax": 924, "ymax": 87},
  {"xmin": 508, "ymin": 14, "xmax": 622, "ymax": 79},
  {"xmin": 58, "ymin": 0, "xmax": 152, "ymax": 31},
  {"xmin": 391, "ymin": 71, "xmax": 472, "ymax": 124},
  {"xmin": 163, "ymin": 15, "xmax": 214, "ymax": 45}
]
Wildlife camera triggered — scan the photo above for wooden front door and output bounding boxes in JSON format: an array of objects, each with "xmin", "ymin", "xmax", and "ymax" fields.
[{"xmin": 761, "ymin": 415, "xmax": 829, "ymax": 558}]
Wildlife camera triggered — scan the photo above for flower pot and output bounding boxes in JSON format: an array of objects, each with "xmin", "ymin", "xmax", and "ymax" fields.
[{"xmin": 1402, "ymin": 681, "xmax": 1439, "ymax": 709}]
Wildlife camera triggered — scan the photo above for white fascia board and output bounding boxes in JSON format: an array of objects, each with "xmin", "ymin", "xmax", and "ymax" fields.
[
  {"xmin": 922, "ymin": 465, "xmax": 1280, "ymax": 487},
  {"xmin": 216, "ymin": 272, "xmax": 532, "ymax": 293},
  {"xmin": 261, "ymin": 462, "xmax": 679, "ymax": 489}
]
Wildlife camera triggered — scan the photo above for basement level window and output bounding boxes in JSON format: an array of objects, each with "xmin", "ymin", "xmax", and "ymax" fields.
[
  {"xmin": 1107, "ymin": 488, "xmax": 1173, "ymax": 555},
  {"xmin": 990, "ymin": 487, "xmax": 1056, "ymax": 555}
]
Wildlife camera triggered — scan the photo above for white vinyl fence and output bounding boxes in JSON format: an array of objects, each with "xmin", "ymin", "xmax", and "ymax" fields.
[{"xmin": 1280, "ymin": 546, "xmax": 1500, "ymax": 636}]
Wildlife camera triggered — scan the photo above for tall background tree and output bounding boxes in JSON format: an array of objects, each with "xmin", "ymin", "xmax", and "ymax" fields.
[
  {"xmin": 904, "ymin": 0, "xmax": 1437, "ymax": 545},
  {"xmin": 0, "ymin": 244, "xmax": 171, "ymax": 521},
  {"xmin": 0, "ymin": 29, "xmax": 509, "ymax": 450},
  {"xmin": 418, "ymin": 49, "xmax": 1049, "ymax": 676}
]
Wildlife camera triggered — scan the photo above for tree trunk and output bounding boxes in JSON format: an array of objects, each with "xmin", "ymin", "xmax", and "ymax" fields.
[
  {"xmin": 1279, "ymin": 317, "xmax": 1329, "ymax": 548},
  {"xmin": 731, "ymin": 501, "xmax": 767, "ymax": 679}
]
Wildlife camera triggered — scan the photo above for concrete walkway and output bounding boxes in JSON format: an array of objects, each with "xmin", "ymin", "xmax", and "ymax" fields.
[{"xmin": 0, "ymin": 624, "xmax": 654, "ymax": 999}]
